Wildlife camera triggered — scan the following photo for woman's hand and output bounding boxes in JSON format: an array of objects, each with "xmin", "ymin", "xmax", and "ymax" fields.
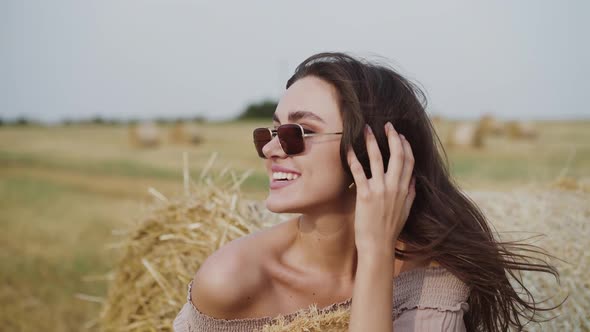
[
  {"xmin": 347, "ymin": 122, "xmax": 416, "ymax": 257},
  {"xmin": 347, "ymin": 122, "xmax": 416, "ymax": 332}
]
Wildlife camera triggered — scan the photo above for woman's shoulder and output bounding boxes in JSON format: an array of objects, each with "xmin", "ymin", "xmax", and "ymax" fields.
[{"xmin": 189, "ymin": 219, "xmax": 293, "ymax": 319}]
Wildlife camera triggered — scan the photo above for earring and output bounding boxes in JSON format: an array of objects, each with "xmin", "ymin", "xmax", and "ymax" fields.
[{"xmin": 348, "ymin": 182, "xmax": 355, "ymax": 189}]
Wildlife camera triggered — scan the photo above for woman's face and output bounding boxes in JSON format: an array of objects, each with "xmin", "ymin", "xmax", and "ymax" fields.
[{"xmin": 262, "ymin": 76, "xmax": 352, "ymax": 214}]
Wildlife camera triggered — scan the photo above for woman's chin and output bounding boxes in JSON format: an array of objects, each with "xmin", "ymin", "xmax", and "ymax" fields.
[{"xmin": 265, "ymin": 196, "xmax": 299, "ymax": 214}]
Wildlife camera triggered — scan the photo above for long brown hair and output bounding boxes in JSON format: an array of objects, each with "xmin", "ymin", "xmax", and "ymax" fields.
[{"xmin": 286, "ymin": 52, "xmax": 563, "ymax": 331}]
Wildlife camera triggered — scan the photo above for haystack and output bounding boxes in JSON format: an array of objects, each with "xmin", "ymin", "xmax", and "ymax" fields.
[
  {"xmin": 477, "ymin": 114, "xmax": 504, "ymax": 136},
  {"xmin": 99, "ymin": 154, "xmax": 279, "ymax": 331},
  {"xmin": 430, "ymin": 114, "xmax": 443, "ymax": 128},
  {"xmin": 506, "ymin": 121, "xmax": 538, "ymax": 140},
  {"xmin": 169, "ymin": 122, "xmax": 203, "ymax": 145},
  {"xmin": 552, "ymin": 176, "xmax": 590, "ymax": 193},
  {"xmin": 468, "ymin": 188, "xmax": 589, "ymax": 331},
  {"xmin": 446, "ymin": 122, "xmax": 485, "ymax": 149},
  {"xmin": 258, "ymin": 306, "xmax": 350, "ymax": 332},
  {"xmin": 129, "ymin": 122, "xmax": 161, "ymax": 148}
]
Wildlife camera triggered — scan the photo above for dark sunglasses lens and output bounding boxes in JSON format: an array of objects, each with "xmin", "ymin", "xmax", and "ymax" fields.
[
  {"xmin": 253, "ymin": 128, "xmax": 271, "ymax": 158},
  {"xmin": 278, "ymin": 125, "xmax": 304, "ymax": 155}
]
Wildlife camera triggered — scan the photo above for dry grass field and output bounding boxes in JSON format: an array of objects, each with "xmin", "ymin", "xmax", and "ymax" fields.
[{"xmin": 1, "ymin": 120, "xmax": 589, "ymax": 331}]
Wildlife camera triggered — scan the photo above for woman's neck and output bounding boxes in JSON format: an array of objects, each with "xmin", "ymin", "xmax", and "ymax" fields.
[
  {"xmin": 289, "ymin": 211, "xmax": 358, "ymax": 283},
  {"xmin": 285, "ymin": 205, "xmax": 426, "ymax": 283}
]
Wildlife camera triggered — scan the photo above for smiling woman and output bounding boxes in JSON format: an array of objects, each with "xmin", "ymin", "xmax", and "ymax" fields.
[{"xmin": 173, "ymin": 52, "xmax": 561, "ymax": 332}]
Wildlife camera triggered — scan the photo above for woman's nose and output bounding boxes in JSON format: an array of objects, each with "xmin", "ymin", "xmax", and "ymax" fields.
[{"xmin": 262, "ymin": 135, "xmax": 287, "ymax": 159}]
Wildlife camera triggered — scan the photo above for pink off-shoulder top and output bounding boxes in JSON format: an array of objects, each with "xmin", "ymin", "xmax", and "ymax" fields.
[{"xmin": 173, "ymin": 266, "xmax": 470, "ymax": 332}]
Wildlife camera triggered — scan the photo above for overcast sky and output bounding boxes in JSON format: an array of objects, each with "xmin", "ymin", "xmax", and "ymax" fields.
[{"xmin": 1, "ymin": 0, "xmax": 588, "ymax": 123}]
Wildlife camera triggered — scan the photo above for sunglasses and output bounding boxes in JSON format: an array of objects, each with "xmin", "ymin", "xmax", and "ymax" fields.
[{"xmin": 253, "ymin": 123, "xmax": 342, "ymax": 158}]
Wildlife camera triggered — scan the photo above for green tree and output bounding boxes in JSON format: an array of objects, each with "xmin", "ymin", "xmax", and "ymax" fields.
[{"xmin": 238, "ymin": 99, "xmax": 278, "ymax": 120}]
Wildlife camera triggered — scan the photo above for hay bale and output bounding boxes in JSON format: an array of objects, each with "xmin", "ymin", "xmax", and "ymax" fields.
[
  {"xmin": 478, "ymin": 114, "xmax": 504, "ymax": 136},
  {"xmin": 446, "ymin": 122, "xmax": 485, "ymax": 149},
  {"xmin": 128, "ymin": 124, "xmax": 139, "ymax": 147},
  {"xmin": 430, "ymin": 114, "xmax": 443, "ymax": 128},
  {"xmin": 129, "ymin": 122, "xmax": 161, "ymax": 148},
  {"xmin": 184, "ymin": 123, "xmax": 203, "ymax": 144},
  {"xmin": 468, "ymin": 188, "xmax": 589, "ymax": 331},
  {"xmin": 552, "ymin": 176, "xmax": 590, "ymax": 193},
  {"xmin": 99, "ymin": 162, "xmax": 278, "ymax": 331},
  {"xmin": 259, "ymin": 305, "xmax": 350, "ymax": 332},
  {"xmin": 506, "ymin": 121, "xmax": 538, "ymax": 140},
  {"xmin": 169, "ymin": 122, "xmax": 203, "ymax": 145},
  {"xmin": 169, "ymin": 122, "xmax": 185, "ymax": 144}
]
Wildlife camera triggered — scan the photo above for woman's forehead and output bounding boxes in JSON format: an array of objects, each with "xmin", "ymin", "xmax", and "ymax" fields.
[{"xmin": 275, "ymin": 76, "xmax": 341, "ymax": 125}]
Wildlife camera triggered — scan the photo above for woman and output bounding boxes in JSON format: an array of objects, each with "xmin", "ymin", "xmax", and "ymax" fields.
[{"xmin": 173, "ymin": 52, "xmax": 560, "ymax": 331}]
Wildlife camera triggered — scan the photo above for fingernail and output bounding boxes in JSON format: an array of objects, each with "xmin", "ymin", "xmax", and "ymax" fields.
[
  {"xmin": 400, "ymin": 134, "xmax": 406, "ymax": 140},
  {"xmin": 386, "ymin": 122, "xmax": 393, "ymax": 130},
  {"xmin": 365, "ymin": 124, "xmax": 373, "ymax": 135}
]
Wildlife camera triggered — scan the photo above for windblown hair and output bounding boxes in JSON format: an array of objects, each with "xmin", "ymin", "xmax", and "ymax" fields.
[{"xmin": 286, "ymin": 52, "xmax": 562, "ymax": 332}]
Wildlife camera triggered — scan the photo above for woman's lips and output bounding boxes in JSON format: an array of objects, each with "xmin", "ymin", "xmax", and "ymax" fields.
[
  {"xmin": 270, "ymin": 176, "xmax": 300, "ymax": 190},
  {"xmin": 271, "ymin": 164, "xmax": 301, "ymax": 175},
  {"xmin": 269, "ymin": 164, "xmax": 301, "ymax": 190}
]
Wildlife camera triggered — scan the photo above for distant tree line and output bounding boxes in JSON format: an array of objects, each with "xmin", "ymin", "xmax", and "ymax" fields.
[
  {"xmin": 237, "ymin": 99, "xmax": 278, "ymax": 120},
  {"xmin": 0, "ymin": 116, "xmax": 40, "ymax": 126},
  {"xmin": 1, "ymin": 98, "xmax": 281, "ymax": 126},
  {"xmin": 0, "ymin": 115, "xmax": 207, "ymax": 126}
]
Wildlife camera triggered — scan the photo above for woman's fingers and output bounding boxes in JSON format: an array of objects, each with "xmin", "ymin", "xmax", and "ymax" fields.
[
  {"xmin": 351, "ymin": 122, "xmax": 414, "ymax": 198},
  {"xmin": 347, "ymin": 147, "xmax": 368, "ymax": 195},
  {"xmin": 364, "ymin": 125, "xmax": 384, "ymax": 186},
  {"xmin": 385, "ymin": 122, "xmax": 404, "ymax": 186},
  {"xmin": 398, "ymin": 134, "xmax": 415, "ymax": 194},
  {"xmin": 402, "ymin": 176, "xmax": 416, "ymax": 221}
]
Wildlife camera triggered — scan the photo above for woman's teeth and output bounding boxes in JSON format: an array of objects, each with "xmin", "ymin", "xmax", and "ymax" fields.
[{"xmin": 272, "ymin": 172, "xmax": 300, "ymax": 181}]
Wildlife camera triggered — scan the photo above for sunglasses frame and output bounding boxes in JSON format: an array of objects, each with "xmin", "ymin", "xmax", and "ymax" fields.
[{"xmin": 253, "ymin": 123, "xmax": 342, "ymax": 158}]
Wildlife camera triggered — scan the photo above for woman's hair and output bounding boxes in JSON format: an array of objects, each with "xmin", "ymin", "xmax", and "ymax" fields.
[{"xmin": 286, "ymin": 52, "xmax": 562, "ymax": 331}]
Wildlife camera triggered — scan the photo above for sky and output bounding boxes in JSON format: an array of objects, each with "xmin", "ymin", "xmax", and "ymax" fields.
[{"xmin": 1, "ymin": 0, "xmax": 588, "ymax": 123}]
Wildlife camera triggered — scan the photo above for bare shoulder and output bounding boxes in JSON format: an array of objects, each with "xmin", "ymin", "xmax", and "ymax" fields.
[{"xmin": 190, "ymin": 220, "xmax": 293, "ymax": 319}]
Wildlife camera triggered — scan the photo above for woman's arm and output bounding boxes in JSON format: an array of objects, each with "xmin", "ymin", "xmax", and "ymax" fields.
[
  {"xmin": 349, "ymin": 249, "xmax": 395, "ymax": 332},
  {"xmin": 346, "ymin": 122, "xmax": 415, "ymax": 332}
]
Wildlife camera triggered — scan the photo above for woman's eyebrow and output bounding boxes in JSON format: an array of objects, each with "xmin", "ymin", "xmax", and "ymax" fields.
[{"xmin": 272, "ymin": 110, "xmax": 326, "ymax": 124}]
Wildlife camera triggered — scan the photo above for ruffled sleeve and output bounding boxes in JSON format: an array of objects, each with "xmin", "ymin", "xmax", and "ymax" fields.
[
  {"xmin": 172, "ymin": 281, "xmax": 277, "ymax": 332},
  {"xmin": 391, "ymin": 266, "xmax": 470, "ymax": 332},
  {"xmin": 393, "ymin": 303, "xmax": 469, "ymax": 331}
]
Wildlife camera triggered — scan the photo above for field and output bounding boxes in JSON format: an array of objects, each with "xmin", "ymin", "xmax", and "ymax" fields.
[{"xmin": 1, "ymin": 120, "xmax": 589, "ymax": 331}]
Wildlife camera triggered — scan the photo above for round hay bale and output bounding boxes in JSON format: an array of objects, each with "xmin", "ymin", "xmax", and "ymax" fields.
[
  {"xmin": 169, "ymin": 122, "xmax": 203, "ymax": 145},
  {"xmin": 169, "ymin": 122, "xmax": 184, "ymax": 144},
  {"xmin": 446, "ymin": 122, "xmax": 485, "ymax": 149},
  {"xmin": 184, "ymin": 123, "xmax": 203, "ymax": 145},
  {"xmin": 506, "ymin": 121, "xmax": 538, "ymax": 140},
  {"xmin": 128, "ymin": 124, "xmax": 140, "ymax": 147},
  {"xmin": 99, "ymin": 169, "xmax": 278, "ymax": 331},
  {"xmin": 519, "ymin": 121, "xmax": 538, "ymax": 139},
  {"xmin": 552, "ymin": 176, "xmax": 590, "ymax": 193},
  {"xmin": 468, "ymin": 188, "xmax": 588, "ymax": 331},
  {"xmin": 430, "ymin": 114, "xmax": 443, "ymax": 128},
  {"xmin": 129, "ymin": 122, "xmax": 161, "ymax": 148},
  {"xmin": 478, "ymin": 114, "xmax": 504, "ymax": 136}
]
